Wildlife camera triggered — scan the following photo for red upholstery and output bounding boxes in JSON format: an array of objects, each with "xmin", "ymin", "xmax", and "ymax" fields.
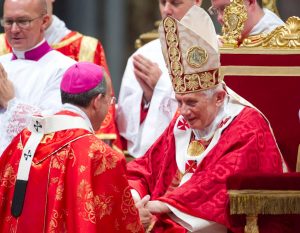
[
  {"xmin": 221, "ymin": 53, "xmax": 300, "ymax": 171},
  {"xmin": 227, "ymin": 172, "xmax": 300, "ymax": 190}
]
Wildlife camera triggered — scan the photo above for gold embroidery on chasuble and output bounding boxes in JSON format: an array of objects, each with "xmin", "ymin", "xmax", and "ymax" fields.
[
  {"xmin": 121, "ymin": 186, "xmax": 138, "ymax": 219},
  {"xmin": 49, "ymin": 210, "xmax": 61, "ymax": 232},
  {"xmin": 17, "ymin": 141, "xmax": 23, "ymax": 150},
  {"xmin": 77, "ymin": 180, "xmax": 113, "ymax": 224},
  {"xmin": 88, "ymin": 140, "xmax": 119, "ymax": 176},
  {"xmin": 40, "ymin": 133, "xmax": 55, "ymax": 144},
  {"xmin": 0, "ymin": 164, "xmax": 17, "ymax": 188}
]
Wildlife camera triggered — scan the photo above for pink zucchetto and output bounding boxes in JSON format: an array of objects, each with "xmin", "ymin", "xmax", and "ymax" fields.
[{"xmin": 61, "ymin": 62, "xmax": 104, "ymax": 94}]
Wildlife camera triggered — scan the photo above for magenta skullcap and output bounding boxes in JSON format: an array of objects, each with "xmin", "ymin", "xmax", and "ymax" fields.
[{"xmin": 61, "ymin": 62, "xmax": 104, "ymax": 94}]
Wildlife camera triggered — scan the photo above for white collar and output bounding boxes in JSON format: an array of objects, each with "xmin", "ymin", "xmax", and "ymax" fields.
[
  {"xmin": 250, "ymin": 8, "xmax": 284, "ymax": 36},
  {"xmin": 61, "ymin": 103, "xmax": 94, "ymax": 133}
]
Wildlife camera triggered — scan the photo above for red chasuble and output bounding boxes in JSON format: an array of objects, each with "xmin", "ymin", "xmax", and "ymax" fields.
[
  {"xmin": 0, "ymin": 32, "xmax": 123, "ymax": 153},
  {"xmin": 0, "ymin": 111, "xmax": 143, "ymax": 233},
  {"xmin": 127, "ymin": 107, "xmax": 283, "ymax": 233}
]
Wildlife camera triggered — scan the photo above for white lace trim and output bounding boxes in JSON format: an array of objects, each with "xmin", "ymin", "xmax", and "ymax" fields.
[{"xmin": 0, "ymin": 98, "xmax": 41, "ymax": 155}]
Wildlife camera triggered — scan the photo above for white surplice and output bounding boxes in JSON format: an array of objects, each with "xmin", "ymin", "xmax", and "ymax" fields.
[{"xmin": 117, "ymin": 39, "xmax": 178, "ymax": 158}]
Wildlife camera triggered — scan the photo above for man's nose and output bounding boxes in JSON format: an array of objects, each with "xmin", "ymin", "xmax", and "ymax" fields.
[
  {"xmin": 10, "ymin": 22, "xmax": 21, "ymax": 32},
  {"xmin": 163, "ymin": 2, "xmax": 174, "ymax": 17},
  {"xmin": 179, "ymin": 104, "xmax": 190, "ymax": 116}
]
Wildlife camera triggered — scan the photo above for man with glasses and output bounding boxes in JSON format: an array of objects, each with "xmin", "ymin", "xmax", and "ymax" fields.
[
  {"xmin": 0, "ymin": 62, "xmax": 143, "ymax": 233},
  {"xmin": 0, "ymin": 0, "xmax": 123, "ymax": 153},
  {"xmin": 117, "ymin": 0, "xmax": 202, "ymax": 158},
  {"xmin": 209, "ymin": 0, "xmax": 284, "ymax": 42},
  {"xmin": 0, "ymin": 0, "xmax": 75, "ymax": 155}
]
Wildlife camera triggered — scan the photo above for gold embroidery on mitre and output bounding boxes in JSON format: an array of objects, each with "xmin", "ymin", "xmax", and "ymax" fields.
[
  {"xmin": 162, "ymin": 16, "xmax": 221, "ymax": 94},
  {"xmin": 187, "ymin": 141, "xmax": 205, "ymax": 157},
  {"xmin": 186, "ymin": 46, "xmax": 208, "ymax": 68}
]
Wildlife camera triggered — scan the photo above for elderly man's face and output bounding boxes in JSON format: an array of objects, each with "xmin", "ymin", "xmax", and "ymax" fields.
[
  {"xmin": 159, "ymin": 0, "xmax": 202, "ymax": 20},
  {"xmin": 176, "ymin": 91, "xmax": 221, "ymax": 130},
  {"xmin": 3, "ymin": 0, "xmax": 49, "ymax": 51}
]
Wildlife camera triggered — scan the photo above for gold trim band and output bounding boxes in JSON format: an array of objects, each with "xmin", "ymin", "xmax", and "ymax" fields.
[
  {"xmin": 52, "ymin": 33, "xmax": 82, "ymax": 49},
  {"xmin": 220, "ymin": 66, "xmax": 300, "ymax": 77},
  {"xmin": 221, "ymin": 48, "xmax": 300, "ymax": 54}
]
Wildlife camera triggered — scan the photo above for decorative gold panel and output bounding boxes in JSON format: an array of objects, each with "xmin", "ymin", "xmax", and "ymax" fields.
[{"xmin": 221, "ymin": 0, "xmax": 248, "ymax": 48}]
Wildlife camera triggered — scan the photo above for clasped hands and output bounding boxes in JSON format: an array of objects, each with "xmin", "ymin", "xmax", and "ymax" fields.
[
  {"xmin": 135, "ymin": 195, "xmax": 170, "ymax": 231},
  {"xmin": 133, "ymin": 54, "xmax": 162, "ymax": 103},
  {"xmin": 0, "ymin": 63, "xmax": 14, "ymax": 108}
]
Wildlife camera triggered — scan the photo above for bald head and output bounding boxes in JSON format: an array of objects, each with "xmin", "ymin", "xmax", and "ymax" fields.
[
  {"xmin": 4, "ymin": 0, "xmax": 47, "ymax": 15},
  {"xmin": 3, "ymin": 0, "xmax": 50, "ymax": 50}
]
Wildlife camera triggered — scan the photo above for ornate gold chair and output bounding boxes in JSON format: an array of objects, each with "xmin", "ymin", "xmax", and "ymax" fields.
[{"xmin": 220, "ymin": 1, "xmax": 300, "ymax": 232}]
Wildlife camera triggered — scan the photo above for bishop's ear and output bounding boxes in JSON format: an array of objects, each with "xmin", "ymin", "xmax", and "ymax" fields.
[{"xmin": 215, "ymin": 90, "xmax": 226, "ymax": 106}]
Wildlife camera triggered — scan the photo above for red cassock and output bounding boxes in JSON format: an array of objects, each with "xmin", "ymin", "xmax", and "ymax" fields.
[
  {"xmin": 127, "ymin": 107, "xmax": 284, "ymax": 233},
  {"xmin": 0, "ymin": 32, "xmax": 123, "ymax": 152},
  {"xmin": 0, "ymin": 111, "xmax": 143, "ymax": 233}
]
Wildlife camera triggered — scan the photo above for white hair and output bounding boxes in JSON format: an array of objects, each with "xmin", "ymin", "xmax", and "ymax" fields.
[{"xmin": 201, "ymin": 83, "xmax": 225, "ymax": 98}]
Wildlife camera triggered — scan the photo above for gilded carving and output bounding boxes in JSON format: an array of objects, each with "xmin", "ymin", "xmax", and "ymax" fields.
[
  {"xmin": 262, "ymin": 0, "xmax": 279, "ymax": 16},
  {"xmin": 242, "ymin": 16, "xmax": 300, "ymax": 48},
  {"xmin": 221, "ymin": 0, "xmax": 248, "ymax": 48}
]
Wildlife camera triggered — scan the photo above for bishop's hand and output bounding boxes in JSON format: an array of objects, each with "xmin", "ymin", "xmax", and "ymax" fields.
[{"xmin": 135, "ymin": 195, "xmax": 153, "ymax": 230}]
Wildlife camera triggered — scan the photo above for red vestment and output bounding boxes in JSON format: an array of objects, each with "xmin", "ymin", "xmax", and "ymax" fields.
[
  {"xmin": 127, "ymin": 107, "xmax": 283, "ymax": 233},
  {"xmin": 0, "ymin": 32, "xmax": 123, "ymax": 152},
  {"xmin": 0, "ymin": 111, "xmax": 143, "ymax": 233}
]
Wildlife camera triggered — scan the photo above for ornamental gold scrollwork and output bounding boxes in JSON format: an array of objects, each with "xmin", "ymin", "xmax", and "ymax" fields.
[
  {"xmin": 163, "ymin": 17, "xmax": 184, "ymax": 92},
  {"xmin": 262, "ymin": 0, "xmax": 279, "ymax": 16},
  {"xmin": 241, "ymin": 16, "xmax": 300, "ymax": 48},
  {"xmin": 221, "ymin": 0, "xmax": 248, "ymax": 48}
]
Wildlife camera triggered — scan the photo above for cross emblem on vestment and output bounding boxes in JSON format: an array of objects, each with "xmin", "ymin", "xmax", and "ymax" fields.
[
  {"xmin": 24, "ymin": 150, "xmax": 32, "ymax": 161},
  {"xmin": 34, "ymin": 121, "xmax": 42, "ymax": 132},
  {"xmin": 177, "ymin": 119, "xmax": 190, "ymax": 131}
]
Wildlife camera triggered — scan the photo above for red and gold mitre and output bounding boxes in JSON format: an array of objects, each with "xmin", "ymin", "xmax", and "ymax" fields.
[{"xmin": 159, "ymin": 6, "xmax": 222, "ymax": 94}]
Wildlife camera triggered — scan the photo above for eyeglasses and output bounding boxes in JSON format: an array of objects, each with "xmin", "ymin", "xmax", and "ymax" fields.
[{"xmin": 0, "ymin": 15, "xmax": 44, "ymax": 29}]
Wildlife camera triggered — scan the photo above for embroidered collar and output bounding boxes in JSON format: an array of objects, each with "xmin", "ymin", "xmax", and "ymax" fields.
[{"xmin": 12, "ymin": 39, "xmax": 52, "ymax": 61}]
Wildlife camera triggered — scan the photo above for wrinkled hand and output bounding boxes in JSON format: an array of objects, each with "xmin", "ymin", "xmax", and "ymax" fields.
[
  {"xmin": 136, "ymin": 195, "xmax": 153, "ymax": 230},
  {"xmin": 133, "ymin": 54, "xmax": 162, "ymax": 102},
  {"xmin": 146, "ymin": 200, "xmax": 170, "ymax": 214},
  {"xmin": 0, "ymin": 63, "xmax": 14, "ymax": 108}
]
